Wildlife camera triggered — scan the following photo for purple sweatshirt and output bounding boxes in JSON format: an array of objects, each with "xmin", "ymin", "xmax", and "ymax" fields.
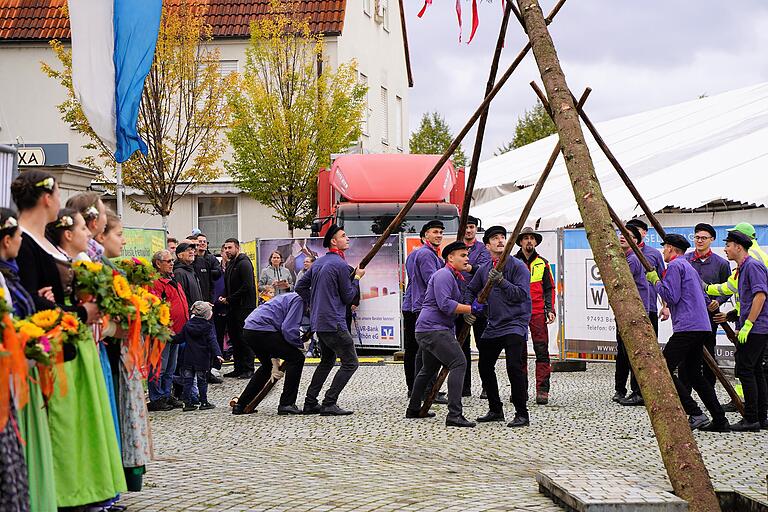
[
  {"xmin": 627, "ymin": 250, "xmax": 651, "ymax": 312},
  {"xmin": 462, "ymin": 240, "xmax": 491, "ymax": 281},
  {"xmin": 654, "ymin": 256, "xmax": 711, "ymax": 332},
  {"xmin": 641, "ymin": 243, "xmax": 665, "ymax": 313},
  {"xmin": 468, "ymin": 257, "xmax": 531, "ymax": 339},
  {"xmin": 295, "ymin": 252, "xmax": 359, "ymax": 333},
  {"xmin": 416, "ymin": 266, "xmax": 463, "ymax": 332},
  {"xmin": 243, "ymin": 292, "xmax": 305, "ymax": 348},
  {"xmin": 737, "ymin": 256, "xmax": 768, "ymax": 333},
  {"xmin": 402, "ymin": 243, "xmax": 444, "ymax": 313},
  {"xmin": 685, "ymin": 251, "xmax": 732, "ymax": 305}
]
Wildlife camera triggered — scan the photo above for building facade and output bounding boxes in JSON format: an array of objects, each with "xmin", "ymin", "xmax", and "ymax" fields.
[{"xmin": 0, "ymin": 0, "xmax": 412, "ymax": 247}]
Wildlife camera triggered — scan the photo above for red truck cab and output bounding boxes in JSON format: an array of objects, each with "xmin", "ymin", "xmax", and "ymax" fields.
[{"xmin": 313, "ymin": 154, "xmax": 465, "ymax": 237}]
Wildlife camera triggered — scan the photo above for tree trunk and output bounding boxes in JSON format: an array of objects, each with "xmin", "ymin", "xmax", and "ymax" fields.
[
  {"xmin": 515, "ymin": 2, "xmax": 720, "ymax": 511},
  {"xmin": 161, "ymin": 215, "xmax": 169, "ymax": 236}
]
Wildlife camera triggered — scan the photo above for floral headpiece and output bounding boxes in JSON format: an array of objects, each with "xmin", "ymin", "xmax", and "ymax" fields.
[
  {"xmin": 1, "ymin": 216, "xmax": 18, "ymax": 230},
  {"xmin": 83, "ymin": 205, "xmax": 100, "ymax": 219},
  {"xmin": 35, "ymin": 177, "xmax": 55, "ymax": 191},
  {"xmin": 56, "ymin": 215, "xmax": 74, "ymax": 229}
]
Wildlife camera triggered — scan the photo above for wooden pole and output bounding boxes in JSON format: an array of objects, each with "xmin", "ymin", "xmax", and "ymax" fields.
[
  {"xmin": 356, "ymin": 0, "xmax": 569, "ymax": 270},
  {"xmin": 514, "ymin": 2, "xmax": 720, "ymax": 510},
  {"xmin": 418, "ymin": 88, "xmax": 592, "ymax": 417},
  {"xmin": 456, "ymin": 1, "xmax": 514, "ymax": 240}
]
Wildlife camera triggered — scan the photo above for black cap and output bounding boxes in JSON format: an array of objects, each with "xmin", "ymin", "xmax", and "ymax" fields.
[
  {"xmin": 694, "ymin": 223, "xmax": 716, "ymax": 239},
  {"xmin": 483, "ymin": 225, "xmax": 507, "ymax": 245},
  {"xmin": 175, "ymin": 242, "xmax": 193, "ymax": 255},
  {"xmin": 441, "ymin": 241, "xmax": 468, "ymax": 260},
  {"xmin": 323, "ymin": 224, "xmax": 342, "ymax": 248},
  {"xmin": 724, "ymin": 230, "xmax": 752, "ymax": 251},
  {"xmin": 626, "ymin": 219, "xmax": 649, "ymax": 232},
  {"xmin": 624, "ymin": 224, "xmax": 642, "ymax": 244},
  {"xmin": 420, "ymin": 220, "xmax": 445, "ymax": 238},
  {"xmin": 466, "ymin": 215, "xmax": 480, "ymax": 227},
  {"xmin": 661, "ymin": 234, "xmax": 690, "ymax": 251}
]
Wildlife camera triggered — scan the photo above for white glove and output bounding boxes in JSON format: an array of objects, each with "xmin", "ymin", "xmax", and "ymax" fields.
[
  {"xmin": 270, "ymin": 358, "xmax": 285, "ymax": 381},
  {"xmin": 463, "ymin": 313, "xmax": 477, "ymax": 326}
]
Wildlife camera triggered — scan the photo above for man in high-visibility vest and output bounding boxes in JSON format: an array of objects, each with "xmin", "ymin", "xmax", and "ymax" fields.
[
  {"xmin": 708, "ymin": 222, "xmax": 768, "ymax": 414},
  {"xmin": 514, "ymin": 227, "xmax": 556, "ymax": 405}
]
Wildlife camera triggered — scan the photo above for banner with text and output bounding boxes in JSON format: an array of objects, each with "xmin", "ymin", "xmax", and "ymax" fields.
[
  {"xmin": 563, "ymin": 225, "xmax": 768, "ymax": 365},
  {"xmin": 123, "ymin": 227, "xmax": 166, "ymax": 259},
  {"xmin": 257, "ymin": 235, "xmax": 402, "ymax": 349}
]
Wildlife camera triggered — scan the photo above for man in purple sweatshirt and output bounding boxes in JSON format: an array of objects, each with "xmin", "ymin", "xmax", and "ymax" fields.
[
  {"xmin": 615, "ymin": 224, "xmax": 651, "ymax": 406},
  {"xmin": 627, "ymin": 219, "xmax": 669, "ymax": 329},
  {"xmin": 406, "ymin": 241, "xmax": 485, "ymax": 428},
  {"xmin": 232, "ymin": 292, "xmax": 307, "ymax": 416},
  {"xmin": 295, "ymin": 225, "xmax": 365, "ymax": 416},
  {"xmin": 402, "ymin": 220, "xmax": 445, "ymax": 395},
  {"xmin": 646, "ymin": 234, "xmax": 728, "ymax": 432},
  {"xmin": 468, "ymin": 226, "xmax": 532, "ymax": 427}
]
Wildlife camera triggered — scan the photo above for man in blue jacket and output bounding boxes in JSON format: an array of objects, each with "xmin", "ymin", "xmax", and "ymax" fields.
[
  {"xmin": 406, "ymin": 241, "xmax": 485, "ymax": 428},
  {"xmin": 468, "ymin": 226, "xmax": 532, "ymax": 427},
  {"xmin": 402, "ymin": 220, "xmax": 445, "ymax": 395},
  {"xmin": 296, "ymin": 225, "xmax": 365, "ymax": 416},
  {"xmin": 646, "ymin": 234, "xmax": 728, "ymax": 432},
  {"xmin": 232, "ymin": 292, "xmax": 307, "ymax": 416}
]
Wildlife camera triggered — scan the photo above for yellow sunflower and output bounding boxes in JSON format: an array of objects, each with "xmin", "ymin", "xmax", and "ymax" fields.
[
  {"xmin": 158, "ymin": 304, "xmax": 171, "ymax": 326},
  {"xmin": 30, "ymin": 310, "xmax": 60, "ymax": 330},
  {"xmin": 135, "ymin": 296, "xmax": 150, "ymax": 314},
  {"xmin": 112, "ymin": 274, "xmax": 133, "ymax": 299},
  {"xmin": 137, "ymin": 257, "xmax": 150, "ymax": 266},
  {"xmin": 19, "ymin": 322, "xmax": 45, "ymax": 339},
  {"xmin": 86, "ymin": 261, "xmax": 104, "ymax": 273}
]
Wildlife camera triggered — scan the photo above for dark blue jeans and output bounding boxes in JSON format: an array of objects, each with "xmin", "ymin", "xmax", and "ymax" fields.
[{"xmin": 182, "ymin": 369, "xmax": 207, "ymax": 404}]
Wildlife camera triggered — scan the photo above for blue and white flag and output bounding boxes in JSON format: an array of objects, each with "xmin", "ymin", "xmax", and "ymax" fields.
[{"xmin": 68, "ymin": 0, "xmax": 163, "ymax": 163}]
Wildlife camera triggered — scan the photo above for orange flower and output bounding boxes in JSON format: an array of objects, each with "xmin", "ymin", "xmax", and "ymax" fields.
[
  {"xmin": 60, "ymin": 314, "xmax": 79, "ymax": 334},
  {"xmin": 112, "ymin": 274, "xmax": 132, "ymax": 300}
]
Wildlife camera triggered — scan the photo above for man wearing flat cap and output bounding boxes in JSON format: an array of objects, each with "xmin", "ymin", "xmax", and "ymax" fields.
[
  {"xmin": 713, "ymin": 229, "xmax": 768, "ymax": 431},
  {"xmin": 406, "ymin": 241, "xmax": 485, "ymax": 428},
  {"xmin": 295, "ymin": 224, "xmax": 365, "ymax": 416},
  {"xmin": 627, "ymin": 219, "xmax": 669, "ymax": 330},
  {"xmin": 646, "ymin": 234, "xmax": 729, "ymax": 431},
  {"xmin": 456, "ymin": 215, "xmax": 491, "ymax": 397},
  {"xmin": 468, "ymin": 226, "xmax": 532, "ymax": 427},
  {"xmin": 683, "ymin": 223, "xmax": 731, "ymax": 390},
  {"xmin": 514, "ymin": 227, "xmax": 555, "ymax": 404},
  {"xmin": 402, "ymin": 220, "xmax": 446, "ymax": 396}
]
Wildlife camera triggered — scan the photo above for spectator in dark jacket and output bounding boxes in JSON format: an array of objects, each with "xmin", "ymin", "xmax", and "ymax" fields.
[
  {"xmin": 174, "ymin": 242, "xmax": 204, "ymax": 307},
  {"xmin": 174, "ymin": 301, "xmax": 223, "ymax": 411},
  {"xmin": 191, "ymin": 233, "xmax": 221, "ymax": 302},
  {"xmin": 220, "ymin": 238, "xmax": 257, "ymax": 378}
]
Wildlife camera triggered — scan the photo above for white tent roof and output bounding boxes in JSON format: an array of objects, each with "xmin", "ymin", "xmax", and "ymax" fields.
[{"xmin": 471, "ymin": 82, "xmax": 768, "ymax": 229}]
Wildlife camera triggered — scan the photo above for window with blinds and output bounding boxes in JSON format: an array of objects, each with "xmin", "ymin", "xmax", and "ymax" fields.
[
  {"xmin": 380, "ymin": 86, "xmax": 389, "ymax": 146},
  {"xmin": 395, "ymin": 96, "xmax": 403, "ymax": 151},
  {"xmin": 359, "ymin": 73, "xmax": 369, "ymax": 136}
]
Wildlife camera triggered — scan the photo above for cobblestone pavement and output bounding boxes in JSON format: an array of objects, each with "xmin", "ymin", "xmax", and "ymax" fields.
[{"xmin": 123, "ymin": 361, "xmax": 768, "ymax": 511}]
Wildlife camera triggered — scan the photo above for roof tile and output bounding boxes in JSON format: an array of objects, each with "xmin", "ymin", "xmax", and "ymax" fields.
[{"xmin": 0, "ymin": 0, "xmax": 346, "ymax": 40}]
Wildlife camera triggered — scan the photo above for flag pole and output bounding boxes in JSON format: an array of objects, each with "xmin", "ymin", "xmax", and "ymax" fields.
[{"xmin": 116, "ymin": 162, "xmax": 124, "ymax": 218}]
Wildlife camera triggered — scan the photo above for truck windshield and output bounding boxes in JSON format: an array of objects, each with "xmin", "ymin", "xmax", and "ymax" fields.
[{"xmin": 338, "ymin": 212, "xmax": 460, "ymax": 236}]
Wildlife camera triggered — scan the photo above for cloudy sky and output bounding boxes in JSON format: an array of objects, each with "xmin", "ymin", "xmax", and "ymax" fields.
[{"xmin": 402, "ymin": 0, "xmax": 768, "ymax": 161}]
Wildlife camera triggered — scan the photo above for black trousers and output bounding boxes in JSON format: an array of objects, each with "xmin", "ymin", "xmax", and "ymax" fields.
[
  {"xmin": 663, "ymin": 331, "xmax": 725, "ymax": 421},
  {"xmin": 214, "ymin": 312, "xmax": 228, "ymax": 355},
  {"xmin": 478, "ymin": 333, "xmax": 528, "ymax": 418},
  {"xmin": 615, "ymin": 330, "xmax": 640, "ymax": 395},
  {"xmin": 305, "ymin": 328, "xmax": 359, "ymax": 407},
  {"xmin": 735, "ymin": 332, "xmax": 768, "ymax": 423},
  {"xmin": 455, "ymin": 314, "xmax": 487, "ymax": 393},
  {"xmin": 238, "ymin": 329, "xmax": 306, "ymax": 407},
  {"xmin": 680, "ymin": 323, "xmax": 717, "ymax": 391},
  {"xmin": 228, "ymin": 307, "xmax": 255, "ymax": 374},
  {"xmin": 403, "ymin": 310, "xmax": 419, "ymax": 393}
]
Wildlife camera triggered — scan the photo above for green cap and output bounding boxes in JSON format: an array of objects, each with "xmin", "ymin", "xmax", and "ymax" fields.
[{"xmin": 730, "ymin": 222, "xmax": 756, "ymax": 239}]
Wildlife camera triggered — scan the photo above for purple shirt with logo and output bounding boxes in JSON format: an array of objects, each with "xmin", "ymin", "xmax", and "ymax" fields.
[{"xmin": 654, "ymin": 257, "xmax": 711, "ymax": 332}]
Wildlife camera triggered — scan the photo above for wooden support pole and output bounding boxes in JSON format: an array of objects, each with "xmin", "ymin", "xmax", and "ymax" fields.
[
  {"xmin": 457, "ymin": 0, "xmax": 515, "ymax": 241},
  {"xmin": 514, "ymin": 2, "xmax": 721, "ymax": 510},
  {"xmin": 356, "ymin": 0, "xmax": 568, "ymax": 270},
  {"xmin": 418, "ymin": 88, "xmax": 592, "ymax": 417}
]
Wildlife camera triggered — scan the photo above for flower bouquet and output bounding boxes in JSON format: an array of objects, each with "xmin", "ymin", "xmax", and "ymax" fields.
[{"xmin": 115, "ymin": 257, "xmax": 158, "ymax": 287}]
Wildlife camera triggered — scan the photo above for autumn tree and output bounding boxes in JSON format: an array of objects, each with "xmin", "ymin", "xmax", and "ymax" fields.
[
  {"xmin": 42, "ymin": 1, "xmax": 234, "ymax": 230},
  {"xmin": 226, "ymin": 2, "xmax": 366, "ymax": 236},
  {"xmin": 409, "ymin": 112, "xmax": 467, "ymax": 167},
  {"xmin": 495, "ymin": 100, "xmax": 556, "ymax": 155}
]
